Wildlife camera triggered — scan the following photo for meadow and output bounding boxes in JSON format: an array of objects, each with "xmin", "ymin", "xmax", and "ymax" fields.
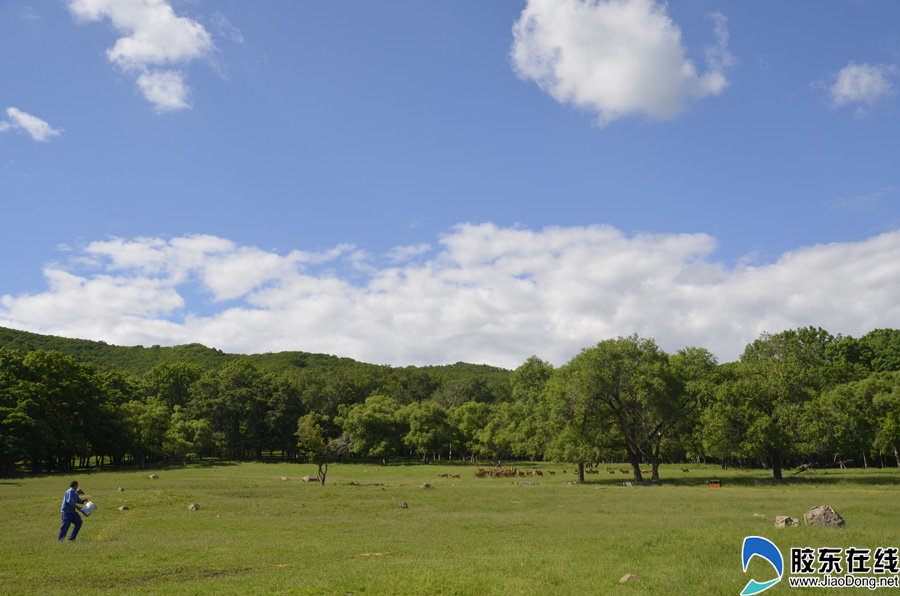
[{"xmin": 1, "ymin": 462, "xmax": 899, "ymax": 595}]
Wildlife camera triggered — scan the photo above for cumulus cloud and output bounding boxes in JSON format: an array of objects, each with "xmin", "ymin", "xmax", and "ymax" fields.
[
  {"xmin": 3, "ymin": 224, "xmax": 900, "ymax": 369},
  {"xmin": 66, "ymin": 0, "xmax": 216, "ymax": 112},
  {"xmin": 0, "ymin": 107, "xmax": 63, "ymax": 142},
  {"xmin": 510, "ymin": 0, "xmax": 733, "ymax": 126},
  {"xmin": 825, "ymin": 61, "xmax": 898, "ymax": 117}
]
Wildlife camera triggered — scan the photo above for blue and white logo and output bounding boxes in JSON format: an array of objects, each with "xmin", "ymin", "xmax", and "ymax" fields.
[{"xmin": 741, "ymin": 536, "xmax": 784, "ymax": 595}]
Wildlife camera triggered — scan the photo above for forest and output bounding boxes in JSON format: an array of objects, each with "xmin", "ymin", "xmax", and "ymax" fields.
[{"xmin": 2, "ymin": 325, "xmax": 900, "ymax": 481}]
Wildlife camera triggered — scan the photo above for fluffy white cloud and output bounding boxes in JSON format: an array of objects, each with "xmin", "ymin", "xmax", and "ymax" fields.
[
  {"xmin": 826, "ymin": 61, "xmax": 898, "ymax": 116},
  {"xmin": 4, "ymin": 224, "xmax": 900, "ymax": 369},
  {"xmin": 67, "ymin": 0, "xmax": 216, "ymax": 112},
  {"xmin": 136, "ymin": 70, "xmax": 191, "ymax": 112},
  {"xmin": 510, "ymin": 0, "xmax": 733, "ymax": 126},
  {"xmin": 0, "ymin": 107, "xmax": 63, "ymax": 141}
]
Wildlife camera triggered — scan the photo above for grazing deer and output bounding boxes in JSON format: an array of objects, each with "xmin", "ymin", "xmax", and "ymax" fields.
[
  {"xmin": 438, "ymin": 473, "xmax": 449, "ymax": 478},
  {"xmin": 681, "ymin": 468, "xmax": 690, "ymax": 472}
]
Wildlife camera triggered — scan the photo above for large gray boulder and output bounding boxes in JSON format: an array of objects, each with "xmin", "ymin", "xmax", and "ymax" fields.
[{"xmin": 804, "ymin": 505, "xmax": 845, "ymax": 527}]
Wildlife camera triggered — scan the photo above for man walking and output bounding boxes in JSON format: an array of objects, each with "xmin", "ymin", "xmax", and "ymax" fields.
[{"xmin": 58, "ymin": 480, "xmax": 85, "ymax": 542}]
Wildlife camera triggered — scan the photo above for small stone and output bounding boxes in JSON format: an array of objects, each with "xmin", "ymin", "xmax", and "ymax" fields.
[
  {"xmin": 188, "ymin": 503, "xmax": 200, "ymax": 511},
  {"xmin": 619, "ymin": 574, "xmax": 641, "ymax": 583},
  {"xmin": 420, "ymin": 483, "xmax": 433, "ymax": 489},
  {"xmin": 774, "ymin": 516, "xmax": 800, "ymax": 528},
  {"xmin": 118, "ymin": 506, "xmax": 129, "ymax": 511},
  {"xmin": 752, "ymin": 513, "xmax": 766, "ymax": 519},
  {"xmin": 281, "ymin": 476, "xmax": 288, "ymax": 481},
  {"xmin": 398, "ymin": 501, "xmax": 408, "ymax": 508},
  {"xmin": 117, "ymin": 487, "xmax": 124, "ymax": 492}
]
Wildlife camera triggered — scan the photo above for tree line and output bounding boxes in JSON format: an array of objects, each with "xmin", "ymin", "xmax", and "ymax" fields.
[{"xmin": 2, "ymin": 327, "xmax": 900, "ymax": 480}]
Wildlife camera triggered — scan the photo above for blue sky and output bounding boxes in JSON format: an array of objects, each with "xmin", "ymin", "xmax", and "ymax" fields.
[{"xmin": 2, "ymin": 0, "xmax": 899, "ymax": 368}]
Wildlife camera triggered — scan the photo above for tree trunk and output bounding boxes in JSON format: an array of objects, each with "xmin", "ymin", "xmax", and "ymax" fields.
[
  {"xmin": 317, "ymin": 462, "xmax": 328, "ymax": 486},
  {"xmin": 577, "ymin": 461, "xmax": 585, "ymax": 483},
  {"xmin": 628, "ymin": 453, "xmax": 643, "ymax": 482},
  {"xmin": 771, "ymin": 456, "xmax": 783, "ymax": 480}
]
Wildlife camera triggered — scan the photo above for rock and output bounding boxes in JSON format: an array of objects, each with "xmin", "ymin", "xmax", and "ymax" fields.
[
  {"xmin": 188, "ymin": 503, "xmax": 200, "ymax": 511},
  {"xmin": 752, "ymin": 513, "xmax": 766, "ymax": 519},
  {"xmin": 398, "ymin": 501, "xmax": 408, "ymax": 508},
  {"xmin": 774, "ymin": 516, "xmax": 800, "ymax": 528},
  {"xmin": 148, "ymin": 474, "xmax": 159, "ymax": 480},
  {"xmin": 118, "ymin": 506, "xmax": 129, "ymax": 511},
  {"xmin": 281, "ymin": 476, "xmax": 288, "ymax": 481},
  {"xmin": 619, "ymin": 574, "xmax": 641, "ymax": 583},
  {"xmin": 117, "ymin": 487, "xmax": 124, "ymax": 492},
  {"xmin": 804, "ymin": 505, "xmax": 845, "ymax": 527},
  {"xmin": 302, "ymin": 475, "xmax": 316, "ymax": 482},
  {"xmin": 420, "ymin": 483, "xmax": 433, "ymax": 489}
]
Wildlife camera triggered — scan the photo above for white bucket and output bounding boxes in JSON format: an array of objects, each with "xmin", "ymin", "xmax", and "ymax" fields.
[{"xmin": 82, "ymin": 501, "xmax": 96, "ymax": 516}]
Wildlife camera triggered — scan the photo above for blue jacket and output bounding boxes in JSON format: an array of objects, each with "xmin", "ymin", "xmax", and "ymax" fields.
[{"xmin": 61, "ymin": 487, "xmax": 84, "ymax": 514}]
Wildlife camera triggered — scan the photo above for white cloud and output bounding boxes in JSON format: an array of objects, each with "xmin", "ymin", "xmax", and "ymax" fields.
[
  {"xmin": 0, "ymin": 107, "xmax": 63, "ymax": 142},
  {"xmin": 826, "ymin": 61, "xmax": 898, "ymax": 116},
  {"xmin": 386, "ymin": 243, "xmax": 432, "ymax": 263},
  {"xmin": 510, "ymin": 0, "xmax": 733, "ymax": 126},
  {"xmin": 67, "ymin": 0, "xmax": 216, "ymax": 112},
  {"xmin": 136, "ymin": 70, "xmax": 191, "ymax": 112},
  {"xmin": 4, "ymin": 224, "xmax": 900, "ymax": 368}
]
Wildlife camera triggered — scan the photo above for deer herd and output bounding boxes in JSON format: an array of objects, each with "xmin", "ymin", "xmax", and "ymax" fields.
[{"xmin": 435, "ymin": 465, "xmax": 692, "ymax": 479}]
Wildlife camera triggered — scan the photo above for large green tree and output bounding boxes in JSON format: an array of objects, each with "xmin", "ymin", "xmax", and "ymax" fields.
[
  {"xmin": 338, "ymin": 395, "xmax": 406, "ymax": 465},
  {"xmin": 560, "ymin": 335, "xmax": 682, "ymax": 482},
  {"xmin": 731, "ymin": 327, "xmax": 838, "ymax": 479}
]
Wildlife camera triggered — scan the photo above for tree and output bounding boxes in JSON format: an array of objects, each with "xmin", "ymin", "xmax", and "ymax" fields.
[
  {"xmin": 541, "ymin": 363, "xmax": 607, "ymax": 482},
  {"xmin": 190, "ymin": 360, "xmax": 278, "ymax": 460},
  {"xmin": 734, "ymin": 327, "xmax": 837, "ymax": 479},
  {"xmin": 562, "ymin": 335, "xmax": 679, "ymax": 481},
  {"xmin": 448, "ymin": 401, "xmax": 492, "ymax": 462},
  {"xmin": 142, "ymin": 363, "xmax": 203, "ymax": 409},
  {"xmin": 401, "ymin": 401, "xmax": 452, "ymax": 461},
  {"xmin": 296, "ymin": 413, "xmax": 333, "ymax": 484},
  {"xmin": 338, "ymin": 395, "xmax": 405, "ymax": 466},
  {"xmin": 872, "ymin": 373, "xmax": 900, "ymax": 467}
]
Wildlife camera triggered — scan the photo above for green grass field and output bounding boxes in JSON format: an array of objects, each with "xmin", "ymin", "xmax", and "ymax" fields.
[{"xmin": 2, "ymin": 463, "xmax": 899, "ymax": 595}]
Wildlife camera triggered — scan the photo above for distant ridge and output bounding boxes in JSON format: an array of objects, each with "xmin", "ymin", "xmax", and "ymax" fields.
[{"xmin": 0, "ymin": 326, "xmax": 510, "ymax": 381}]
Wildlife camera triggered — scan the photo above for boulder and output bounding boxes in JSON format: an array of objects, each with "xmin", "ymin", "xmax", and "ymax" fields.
[
  {"xmin": 774, "ymin": 516, "xmax": 800, "ymax": 528},
  {"xmin": 302, "ymin": 475, "xmax": 316, "ymax": 482},
  {"xmin": 117, "ymin": 487, "xmax": 124, "ymax": 492},
  {"xmin": 398, "ymin": 501, "xmax": 408, "ymax": 509},
  {"xmin": 118, "ymin": 506, "xmax": 129, "ymax": 511},
  {"xmin": 281, "ymin": 476, "xmax": 289, "ymax": 481},
  {"xmin": 420, "ymin": 483, "xmax": 433, "ymax": 489},
  {"xmin": 188, "ymin": 503, "xmax": 200, "ymax": 511},
  {"xmin": 148, "ymin": 474, "xmax": 159, "ymax": 480},
  {"xmin": 619, "ymin": 574, "xmax": 641, "ymax": 583},
  {"xmin": 804, "ymin": 505, "xmax": 845, "ymax": 527}
]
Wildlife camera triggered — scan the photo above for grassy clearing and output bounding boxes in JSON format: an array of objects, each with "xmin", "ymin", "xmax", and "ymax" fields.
[{"xmin": 2, "ymin": 463, "xmax": 899, "ymax": 595}]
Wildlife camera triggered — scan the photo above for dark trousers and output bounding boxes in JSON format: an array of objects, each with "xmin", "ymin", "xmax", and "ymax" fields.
[{"xmin": 58, "ymin": 510, "xmax": 82, "ymax": 541}]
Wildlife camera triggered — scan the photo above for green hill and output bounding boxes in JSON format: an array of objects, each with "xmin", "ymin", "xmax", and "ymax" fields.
[{"xmin": 0, "ymin": 326, "xmax": 511, "ymax": 385}]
